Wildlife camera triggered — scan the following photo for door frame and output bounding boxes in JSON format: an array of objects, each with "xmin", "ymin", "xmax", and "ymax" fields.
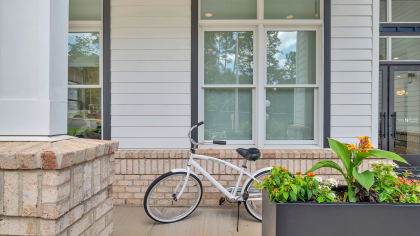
[
  {"xmin": 379, "ymin": 66, "xmax": 389, "ymax": 151},
  {"xmin": 381, "ymin": 65, "xmax": 420, "ymax": 167}
]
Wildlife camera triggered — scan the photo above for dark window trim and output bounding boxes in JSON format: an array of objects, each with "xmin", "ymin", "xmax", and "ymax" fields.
[
  {"xmin": 380, "ymin": 61, "xmax": 420, "ymax": 65},
  {"xmin": 191, "ymin": 0, "xmax": 332, "ymax": 148},
  {"xmin": 323, "ymin": 0, "xmax": 331, "ymax": 148},
  {"xmin": 103, "ymin": 0, "xmax": 111, "ymax": 140},
  {"xmin": 380, "ymin": 23, "xmax": 420, "ymax": 36},
  {"xmin": 191, "ymin": 0, "xmax": 199, "ymax": 144}
]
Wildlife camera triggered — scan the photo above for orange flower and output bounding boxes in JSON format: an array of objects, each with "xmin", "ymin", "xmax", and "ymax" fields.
[
  {"xmin": 401, "ymin": 194, "xmax": 405, "ymax": 198},
  {"xmin": 264, "ymin": 176, "xmax": 268, "ymax": 179},
  {"xmin": 307, "ymin": 172, "xmax": 315, "ymax": 177},
  {"xmin": 273, "ymin": 188, "xmax": 278, "ymax": 192},
  {"xmin": 296, "ymin": 172, "xmax": 302, "ymax": 174},
  {"xmin": 347, "ymin": 143, "xmax": 357, "ymax": 150},
  {"xmin": 348, "ymin": 136, "xmax": 374, "ymax": 152}
]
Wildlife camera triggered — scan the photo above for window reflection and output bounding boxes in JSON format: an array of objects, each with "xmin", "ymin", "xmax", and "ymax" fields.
[
  {"xmin": 204, "ymin": 31, "xmax": 253, "ymax": 84},
  {"xmin": 68, "ymin": 33, "xmax": 100, "ymax": 85},
  {"xmin": 267, "ymin": 31, "xmax": 316, "ymax": 84},
  {"xmin": 67, "ymin": 88, "xmax": 102, "ymax": 139}
]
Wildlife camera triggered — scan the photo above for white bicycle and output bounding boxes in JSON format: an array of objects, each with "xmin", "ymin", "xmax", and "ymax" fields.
[{"xmin": 144, "ymin": 121, "xmax": 272, "ymax": 224}]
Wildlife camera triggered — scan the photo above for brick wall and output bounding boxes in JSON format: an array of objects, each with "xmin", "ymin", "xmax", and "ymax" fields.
[
  {"xmin": 113, "ymin": 149, "xmax": 384, "ymax": 206},
  {"xmin": 0, "ymin": 139, "xmax": 118, "ymax": 236}
]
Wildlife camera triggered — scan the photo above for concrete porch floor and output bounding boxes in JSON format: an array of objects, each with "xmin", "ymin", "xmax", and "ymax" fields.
[{"xmin": 113, "ymin": 206, "xmax": 262, "ymax": 236}]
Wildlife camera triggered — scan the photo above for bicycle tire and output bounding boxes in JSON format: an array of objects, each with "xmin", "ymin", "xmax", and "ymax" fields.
[
  {"xmin": 243, "ymin": 170, "xmax": 271, "ymax": 221},
  {"xmin": 143, "ymin": 171, "xmax": 203, "ymax": 223}
]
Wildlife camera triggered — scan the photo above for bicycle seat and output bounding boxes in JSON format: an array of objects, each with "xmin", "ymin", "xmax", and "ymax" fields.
[{"xmin": 236, "ymin": 148, "xmax": 261, "ymax": 161}]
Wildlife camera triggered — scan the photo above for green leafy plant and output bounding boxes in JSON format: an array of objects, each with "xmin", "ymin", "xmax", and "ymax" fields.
[
  {"xmin": 370, "ymin": 161, "xmax": 420, "ymax": 203},
  {"xmin": 306, "ymin": 136, "xmax": 408, "ymax": 202},
  {"xmin": 314, "ymin": 177, "xmax": 339, "ymax": 203},
  {"xmin": 255, "ymin": 166, "xmax": 338, "ymax": 203}
]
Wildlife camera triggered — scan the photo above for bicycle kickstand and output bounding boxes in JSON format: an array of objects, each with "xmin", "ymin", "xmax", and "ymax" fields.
[{"xmin": 237, "ymin": 201, "xmax": 241, "ymax": 232}]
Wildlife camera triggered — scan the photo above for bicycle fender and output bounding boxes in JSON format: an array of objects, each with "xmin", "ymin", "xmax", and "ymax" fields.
[
  {"xmin": 240, "ymin": 167, "xmax": 272, "ymax": 196},
  {"xmin": 171, "ymin": 169, "xmax": 201, "ymax": 181}
]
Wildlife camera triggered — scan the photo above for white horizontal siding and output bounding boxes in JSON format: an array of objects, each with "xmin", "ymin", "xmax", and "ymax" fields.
[
  {"xmin": 331, "ymin": 16, "xmax": 372, "ymax": 27},
  {"xmin": 111, "ymin": 94, "xmax": 190, "ymax": 105},
  {"xmin": 331, "ymin": 5, "xmax": 372, "ymax": 15},
  {"xmin": 114, "ymin": 138, "xmax": 190, "ymax": 149},
  {"xmin": 111, "ymin": 6, "xmax": 191, "ymax": 17},
  {"xmin": 332, "ymin": 38, "xmax": 372, "ymax": 49},
  {"xmin": 112, "ymin": 50, "xmax": 191, "ymax": 61},
  {"xmin": 111, "ymin": 116, "xmax": 190, "ymax": 127},
  {"xmin": 331, "ymin": 127, "xmax": 372, "ymax": 138},
  {"xmin": 331, "ymin": 28, "xmax": 372, "ymax": 38},
  {"xmin": 330, "ymin": 0, "xmax": 375, "ymax": 142},
  {"xmin": 111, "ymin": 2, "xmax": 191, "ymax": 149},
  {"xmin": 331, "ymin": 83, "xmax": 372, "ymax": 94},
  {"xmin": 331, "ymin": 105, "xmax": 372, "ymax": 116},
  {"xmin": 111, "ymin": 105, "xmax": 191, "ymax": 116},
  {"xmin": 111, "ymin": 83, "xmax": 190, "ymax": 94},
  {"xmin": 111, "ymin": 0, "xmax": 190, "ymax": 6},
  {"xmin": 112, "ymin": 127, "xmax": 190, "ymax": 138},
  {"xmin": 111, "ymin": 28, "xmax": 190, "ymax": 39},
  {"xmin": 331, "ymin": 116, "xmax": 372, "ymax": 126},
  {"xmin": 111, "ymin": 17, "xmax": 190, "ymax": 28},
  {"xmin": 111, "ymin": 39, "xmax": 190, "ymax": 50},
  {"xmin": 112, "ymin": 61, "xmax": 190, "ymax": 72},
  {"xmin": 331, "ymin": 94, "xmax": 372, "ymax": 104},
  {"xmin": 332, "ymin": 0, "xmax": 372, "ymax": 5},
  {"xmin": 331, "ymin": 61, "xmax": 372, "ymax": 71},
  {"xmin": 331, "ymin": 72, "xmax": 372, "ymax": 83},
  {"xmin": 111, "ymin": 72, "xmax": 190, "ymax": 83},
  {"xmin": 331, "ymin": 50, "xmax": 372, "ymax": 60}
]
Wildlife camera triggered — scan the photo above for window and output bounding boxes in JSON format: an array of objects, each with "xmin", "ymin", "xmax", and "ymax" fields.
[
  {"xmin": 379, "ymin": 37, "xmax": 420, "ymax": 61},
  {"xmin": 68, "ymin": 0, "xmax": 103, "ymax": 139},
  {"xmin": 380, "ymin": 0, "xmax": 420, "ymax": 22},
  {"xmin": 198, "ymin": 0, "xmax": 322, "ymax": 147},
  {"xmin": 265, "ymin": 0, "xmax": 320, "ymax": 19}
]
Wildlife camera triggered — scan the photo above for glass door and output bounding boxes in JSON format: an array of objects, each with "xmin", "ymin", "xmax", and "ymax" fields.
[{"xmin": 381, "ymin": 66, "xmax": 420, "ymax": 166}]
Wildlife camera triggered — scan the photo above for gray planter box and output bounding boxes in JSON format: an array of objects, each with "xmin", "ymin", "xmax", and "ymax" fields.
[{"xmin": 262, "ymin": 190, "xmax": 420, "ymax": 236}]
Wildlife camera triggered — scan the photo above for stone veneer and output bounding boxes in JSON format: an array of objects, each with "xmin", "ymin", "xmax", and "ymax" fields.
[
  {"xmin": 0, "ymin": 139, "xmax": 118, "ymax": 236},
  {"xmin": 112, "ymin": 149, "xmax": 385, "ymax": 206}
]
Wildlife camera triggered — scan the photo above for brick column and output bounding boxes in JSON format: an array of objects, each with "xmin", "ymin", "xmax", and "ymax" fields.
[{"xmin": 0, "ymin": 139, "xmax": 118, "ymax": 236}]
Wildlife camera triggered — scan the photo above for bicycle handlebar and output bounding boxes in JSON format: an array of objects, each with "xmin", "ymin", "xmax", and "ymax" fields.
[{"xmin": 188, "ymin": 121, "xmax": 226, "ymax": 146}]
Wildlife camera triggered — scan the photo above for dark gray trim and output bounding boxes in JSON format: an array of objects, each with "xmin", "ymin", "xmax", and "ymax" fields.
[
  {"xmin": 323, "ymin": 0, "xmax": 331, "ymax": 149},
  {"xmin": 380, "ymin": 32, "xmax": 420, "ymax": 36},
  {"xmin": 380, "ymin": 23, "xmax": 420, "ymax": 28},
  {"xmin": 380, "ymin": 61, "xmax": 420, "ymax": 65},
  {"xmin": 191, "ymin": 0, "xmax": 199, "ymax": 144},
  {"xmin": 379, "ymin": 66, "xmax": 388, "ymax": 151},
  {"xmin": 103, "ymin": 0, "xmax": 111, "ymax": 140}
]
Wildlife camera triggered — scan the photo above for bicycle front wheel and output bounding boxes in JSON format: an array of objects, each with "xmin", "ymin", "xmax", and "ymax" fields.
[
  {"xmin": 244, "ymin": 170, "xmax": 272, "ymax": 221},
  {"xmin": 144, "ymin": 172, "xmax": 202, "ymax": 223}
]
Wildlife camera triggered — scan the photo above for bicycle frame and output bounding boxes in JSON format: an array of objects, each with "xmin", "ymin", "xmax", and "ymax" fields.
[{"xmin": 176, "ymin": 153, "xmax": 258, "ymax": 201}]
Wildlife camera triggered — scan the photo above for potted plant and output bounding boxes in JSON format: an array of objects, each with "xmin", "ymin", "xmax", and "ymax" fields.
[{"xmin": 258, "ymin": 136, "xmax": 420, "ymax": 236}]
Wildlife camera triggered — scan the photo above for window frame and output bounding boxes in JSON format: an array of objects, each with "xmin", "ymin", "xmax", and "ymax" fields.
[
  {"xmin": 197, "ymin": 0, "xmax": 324, "ymax": 148},
  {"xmin": 379, "ymin": 36, "xmax": 420, "ymax": 61},
  {"xmin": 380, "ymin": 0, "xmax": 420, "ymax": 23},
  {"xmin": 68, "ymin": 21, "xmax": 104, "ymax": 139}
]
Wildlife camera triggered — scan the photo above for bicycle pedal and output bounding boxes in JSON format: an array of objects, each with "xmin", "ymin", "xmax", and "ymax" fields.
[
  {"xmin": 219, "ymin": 197, "xmax": 226, "ymax": 206},
  {"xmin": 243, "ymin": 191, "xmax": 249, "ymax": 201}
]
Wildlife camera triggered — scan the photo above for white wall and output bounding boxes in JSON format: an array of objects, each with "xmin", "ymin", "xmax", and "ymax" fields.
[
  {"xmin": 330, "ymin": 0, "xmax": 378, "ymax": 145},
  {"xmin": 110, "ymin": 0, "xmax": 191, "ymax": 149}
]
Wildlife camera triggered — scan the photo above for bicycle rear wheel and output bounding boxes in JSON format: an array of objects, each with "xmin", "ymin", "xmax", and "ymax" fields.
[{"xmin": 144, "ymin": 171, "xmax": 202, "ymax": 223}]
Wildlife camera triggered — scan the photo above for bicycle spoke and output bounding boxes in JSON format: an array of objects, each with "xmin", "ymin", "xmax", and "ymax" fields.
[{"xmin": 145, "ymin": 173, "xmax": 202, "ymax": 223}]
